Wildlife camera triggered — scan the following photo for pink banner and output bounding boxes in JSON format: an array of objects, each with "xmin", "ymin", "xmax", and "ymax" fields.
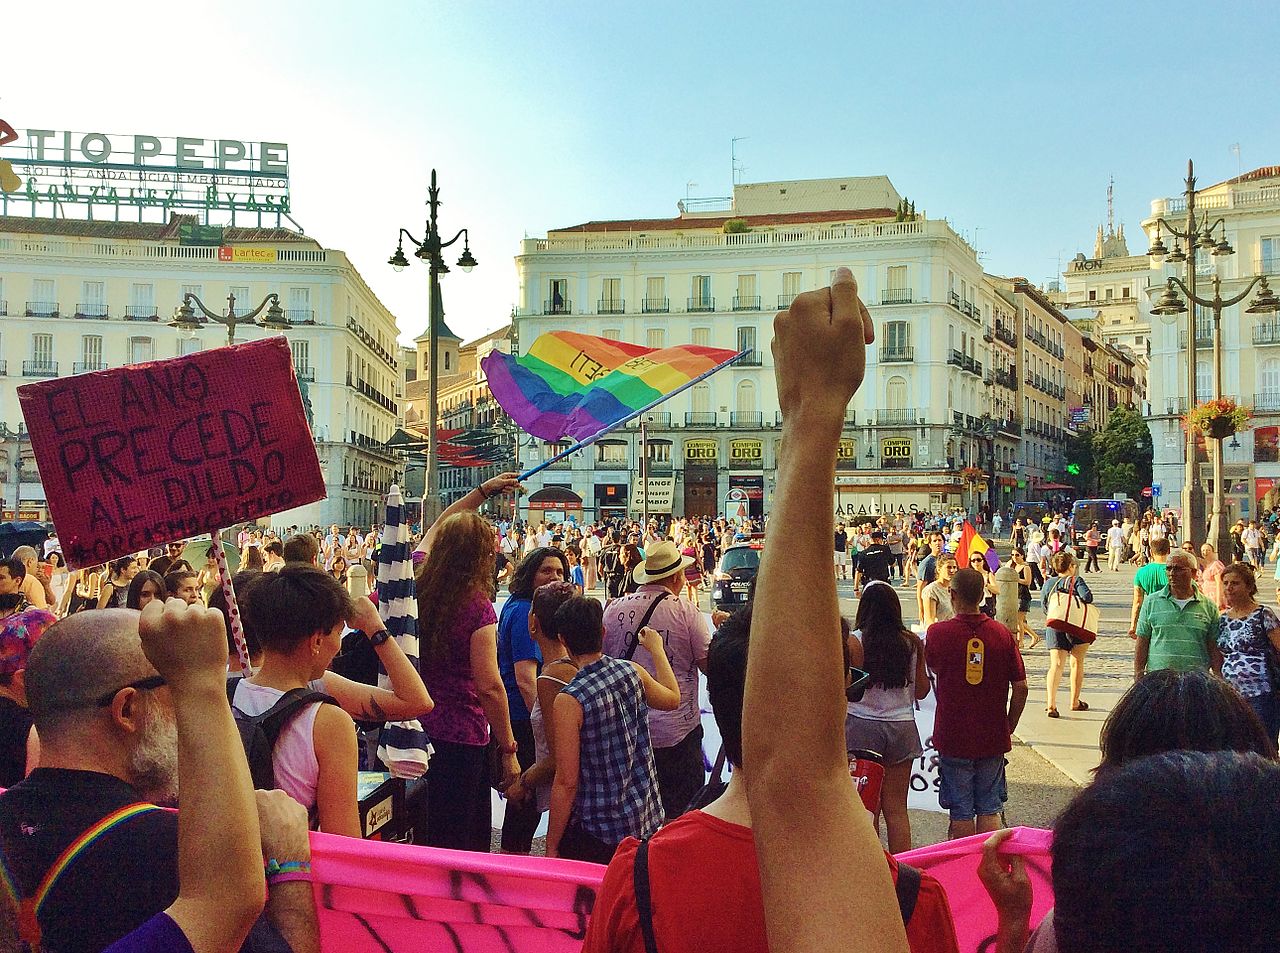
[{"xmin": 306, "ymin": 826, "xmax": 1055, "ymax": 953}]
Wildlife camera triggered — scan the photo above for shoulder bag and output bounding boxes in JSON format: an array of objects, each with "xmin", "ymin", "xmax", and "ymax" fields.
[{"xmin": 1045, "ymin": 577, "xmax": 1100, "ymax": 644}]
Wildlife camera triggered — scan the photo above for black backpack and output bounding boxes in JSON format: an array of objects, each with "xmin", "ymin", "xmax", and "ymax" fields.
[{"xmin": 226, "ymin": 676, "xmax": 339, "ymax": 791}]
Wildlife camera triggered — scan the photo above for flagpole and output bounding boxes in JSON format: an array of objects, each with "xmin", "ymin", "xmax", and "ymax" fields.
[{"xmin": 517, "ymin": 348, "xmax": 751, "ymax": 482}]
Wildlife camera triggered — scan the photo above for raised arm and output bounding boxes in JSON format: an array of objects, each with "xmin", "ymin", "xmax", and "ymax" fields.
[
  {"xmin": 321, "ymin": 595, "xmax": 433, "ymax": 721},
  {"xmin": 743, "ymin": 269, "xmax": 908, "ymax": 953},
  {"xmin": 137, "ymin": 598, "xmax": 264, "ymax": 953},
  {"xmin": 415, "ymin": 473, "xmax": 521, "ymax": 559}
]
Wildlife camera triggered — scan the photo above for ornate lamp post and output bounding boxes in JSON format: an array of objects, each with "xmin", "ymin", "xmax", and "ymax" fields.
[
  {"xmin": 170, "ymin": 291, "xmax": 288, "ymax": 347},
  {"xmin": 388, "ymin": 169, "xmax": 478, "ymax": 529},
  {"xmin": 1152, "ymin": 271, "xmax": 1280, "ymax": 561},
  {"xmin": 1145, "ymin": 160, "xmax": 1237, "ymax": 544}
]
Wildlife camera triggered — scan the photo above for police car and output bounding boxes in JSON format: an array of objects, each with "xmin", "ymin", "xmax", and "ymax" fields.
[{"xmin": 711, "ymin": 536, "xmax": 764, "ymax": 612}]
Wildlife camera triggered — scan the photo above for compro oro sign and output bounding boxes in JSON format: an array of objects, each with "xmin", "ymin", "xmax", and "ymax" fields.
[
  {"xmin": 631, "ymin": 477, "xmax": 675, "ymax": 514},
  {"xmin": 729, "ymin": 439, "xmax": 763, "ymax": 470},
  {"xmin": 684, "ymin": 439, "xmax": 718, "ymax": 465},
  {"xmin": 880, "ymin": 437, "xmax": 912, "ymax": 461}
]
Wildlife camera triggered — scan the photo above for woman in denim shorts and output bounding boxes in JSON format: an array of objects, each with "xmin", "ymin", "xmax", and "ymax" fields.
[{"xmin": 844, "ymin": 580, "xmax": 930, "ymax": 853}]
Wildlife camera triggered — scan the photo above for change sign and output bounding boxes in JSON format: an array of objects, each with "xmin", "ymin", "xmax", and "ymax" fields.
[{"xmin": 18, "ymin": 337, "xmax": 325, "ymax": 568}]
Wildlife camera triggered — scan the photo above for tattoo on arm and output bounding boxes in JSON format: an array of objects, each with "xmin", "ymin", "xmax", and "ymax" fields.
[{"xmin": 360, "ymin": 695, "xmax": 388, "ymax": 721}]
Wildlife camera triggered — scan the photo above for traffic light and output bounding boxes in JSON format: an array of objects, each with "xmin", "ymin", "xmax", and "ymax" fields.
[{"xmin": 1066, "ymin": 463, "xmax": 1081, "ymax": 476}]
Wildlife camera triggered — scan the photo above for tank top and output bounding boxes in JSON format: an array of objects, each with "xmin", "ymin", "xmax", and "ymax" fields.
[
  {"xmin": 529, "ymin": 657, "xmax": 578, "ymax": 813},
  {"xmin": 231, "ymin": 678, "xmax": 325, "ymax": 812},
  {"xmin": 846, "ymin": 629, "xmax": 917, "ymax": 722}
]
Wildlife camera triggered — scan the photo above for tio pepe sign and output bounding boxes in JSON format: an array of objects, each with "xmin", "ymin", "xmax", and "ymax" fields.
[{"xmin": 18, "ymin": 337, "xmax": 325, "ymax": 568}]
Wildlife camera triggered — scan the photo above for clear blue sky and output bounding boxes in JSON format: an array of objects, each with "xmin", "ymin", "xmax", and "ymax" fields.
[{"xmin": 6, "ymin": 0, "xmax": 1277, "ymax": 345}]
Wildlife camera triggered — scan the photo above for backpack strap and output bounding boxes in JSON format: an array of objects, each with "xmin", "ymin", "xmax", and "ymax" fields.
[
  {"xmin": 252, "ymin": 687, "xmax": 339, "ymax": 749},
  {"xmin": 624, "ymin": 591, "xmax": 671, "ymax": 661},
  {"xmin": 633, "ymin": 839, "xmax": 660, "ymax": 953},
  {"xmin": 895, "ymin": 861, "xmax": 922, "ymax": 925}
]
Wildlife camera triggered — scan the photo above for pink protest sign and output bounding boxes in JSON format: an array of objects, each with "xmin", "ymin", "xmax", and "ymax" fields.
[{"xmin": 17, "ymin": 337, "xmax": 324, "ymax": 568}]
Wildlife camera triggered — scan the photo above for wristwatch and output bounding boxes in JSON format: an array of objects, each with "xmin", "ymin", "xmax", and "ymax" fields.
[{"xmin": 366, "ymin": 629, "xmax": 392, "ymax": 647}]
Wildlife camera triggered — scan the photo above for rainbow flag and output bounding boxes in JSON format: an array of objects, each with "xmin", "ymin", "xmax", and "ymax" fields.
[
  {"xmin": 958, "ymin": 521, "xmax": 1000, "ymax": 571},
  {"xmin": 481, "ymin": 331, "xmax": 743, "ymax": 441}
]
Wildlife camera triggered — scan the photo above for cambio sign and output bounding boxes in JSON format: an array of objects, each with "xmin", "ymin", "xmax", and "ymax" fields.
[{"xmin": 0, "ymin": 129, "xmax": 291, "ymax": 217}]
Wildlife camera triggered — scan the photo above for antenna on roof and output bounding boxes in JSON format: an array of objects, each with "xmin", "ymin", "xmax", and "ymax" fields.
[
  {"xmin": 731, "ymin": 137, "xmax": 748, "ymax": 188},
  {"xmin": 1230, "ymin": 143, "xmax": 1242, "ymax": 178}
]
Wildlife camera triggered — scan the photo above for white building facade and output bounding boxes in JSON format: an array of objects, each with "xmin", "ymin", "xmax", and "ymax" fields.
[
  {"xmin": 512, "ymin": 177, "xmax": 1016, "ymax": 522},
  {"xmin": 0, "ymin": 215, "xmax": 404, "ymax": 529},
  {"xmin": 1143, "ymin": 166, "xmax": 1280, "ymax": 520}
]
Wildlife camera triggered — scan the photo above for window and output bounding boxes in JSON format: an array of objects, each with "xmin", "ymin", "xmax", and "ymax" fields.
[
  {"xmin": 1122, "ymin": 287, "xmax": 1131, "ymax": 299},
  {"xmin": 887, "ymin": 265, "xmax": 908, "ymax": 290},
  {"xmin": 178, "ymin": 337, "xmax": 202, "ymax": 356},
  {"xmin": 692, "ymin": 275, "xmax": 711, "ymax": 306},
  {"xmin": 782, "ymin": 272, "xmax": 802, "ymax": 296},
  {"xmin": 1088, "ymin": 290, "xmax": 1097, "ymax": 301},
  {"xmin": 129, "ymin": 336, "xmax": 155, "ymax": 364},
  {"xmin": 230, "ymin": 286, "xmax": 250, "ymax": 313},
  {"xmin": 602, "ymin": 328, "xmax": 621, "ymax": 341},
  {"xmin": 1262, "ymin": 237, "xmax": 1280, "ymax": 274},
  {"xmin": 691, "ymin": 383, "xmax": 711, "ymax": 414},
  {"xmin": 736, "ymin": 380, "xmax": 756, "ymax": 413},
  {"xmin": 288, "ymin": 287, "xmax": 310, "ymax": 322},
  {"xmin": 645, "ymin": 276, "xmax": 665, "ymax": 307},
  {"xmin": 601, "ymin": 277, "xmax": 621, "ymax": 309},
  {"xmin": 1260, "ymin": 359, "xmax": 1280, "ymax": 399},
  {"xmin": 691, "ymin": 327, "xmax": 711, "ymax": 347},
  {"xmin": 548, "ymin": 278, "xmax": 568, "ymax": 314},
  {"xmin": 596, "ymin": 441, "xmax": 628, "ymax": 464},
  {"xmin": 736, "ymin": 326, "xmax": 757, "ymax": 357},
  {"xmin": 32, "ymin": 333, "xmax": 53, "ymax": 365},
  {"xmin": 646, "ymin": 328, "xmax": 666, "ymax": 350},
  {"xmin": 444, "ymin": 351, "xmax": 451, "ymax": 371},
  {"xmin": 886, "ymin": 376, "xmax": 908, "ymax": 410},
  {"xmin": 1105, "ymin": 288, "xmax": 1114, "ymax": 300},
  {"xmin": 1196, "ymin": 359, "xmax": 1210, "ymax": 399},
  {"xmin": 82, "ymin": 335, "xmax": 102, "ymax": 367},
  {"xmin": 292, "ymin": 340, "xmax": 309, "ymax": 372},
  {"xmin": 81, "ymin": 281, "xmax": 105, "ymax": 317},
  {"xmin": 735, "ymin": 274, "xmax": 757, "ymax": 308},
  {"xmin": 129, "ymin": 283, "xmax": 155, "ymax": 316}
]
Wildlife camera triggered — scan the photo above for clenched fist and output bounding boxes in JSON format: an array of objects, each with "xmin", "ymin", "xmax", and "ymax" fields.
[
  {"xmin": 773, "ymin": 267, "xmax": 874, "ymax": 426},
  {"xmin": 138, "ymin": 597, "xmax": 229, "ymax": 694}
]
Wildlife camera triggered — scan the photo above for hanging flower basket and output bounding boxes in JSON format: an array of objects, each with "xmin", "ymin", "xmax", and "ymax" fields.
[
  {"xmin": 961, "ymin": 466, "xmax": 984, "ymax": 484},
  {"xmin": 1185, "ymin": 398, "xmax": 1251, "ymax": 439}
]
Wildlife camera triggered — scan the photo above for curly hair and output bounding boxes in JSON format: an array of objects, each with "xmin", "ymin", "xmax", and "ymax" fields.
[
  {"xmin": 509, "ymin": 547, "xmax": 570, "ymax": 600},
  {"xmin": 416, "ymin": 512, "xmax": 496, "ymax": 664}
]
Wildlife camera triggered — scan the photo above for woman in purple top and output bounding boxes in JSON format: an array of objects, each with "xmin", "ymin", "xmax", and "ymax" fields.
[{"xmin": 416, "ymin": 484, "xmax": 523, "ymax": 852}]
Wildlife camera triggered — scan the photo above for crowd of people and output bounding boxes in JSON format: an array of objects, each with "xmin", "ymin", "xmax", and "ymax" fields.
[{"xmin": 0, "ymin": 268, "xmax": 1278, "ymax": 951}]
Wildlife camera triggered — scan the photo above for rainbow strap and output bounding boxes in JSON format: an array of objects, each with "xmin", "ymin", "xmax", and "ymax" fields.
[{"xmin": 1, "ymin": 802, "xmax": 162, "ymax": 946}]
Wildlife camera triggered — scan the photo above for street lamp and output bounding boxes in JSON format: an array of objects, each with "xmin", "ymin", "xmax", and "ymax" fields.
[
  {"xmin": 171, "ymin": 291, "xmax": 287, "ymax": 347},
  {"xmin": 1146, "ymin": 159, "xmax": 1236, "ymax": 544},
  {"xmin": 388, "ymin": 169, "xmax": 478, "ymax": 529},
  {"xmin": 1153, "ymin": 271, "xmax": 1279, "ymax": 559}
]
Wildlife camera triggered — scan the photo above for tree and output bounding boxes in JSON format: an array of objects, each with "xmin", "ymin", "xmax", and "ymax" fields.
[{"xmin": 1093, "ymin": 406, "xmax": 1153, "ymax": 500}]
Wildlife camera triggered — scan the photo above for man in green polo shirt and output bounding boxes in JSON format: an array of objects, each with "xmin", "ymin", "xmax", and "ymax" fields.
[
  {"xmin": 1127, "ymin": 537, "xmax": 1170, "ymax": 639},
  {"xmin": 1134, "ymin": 550, "xmax": 1219, "ymax": 677}
]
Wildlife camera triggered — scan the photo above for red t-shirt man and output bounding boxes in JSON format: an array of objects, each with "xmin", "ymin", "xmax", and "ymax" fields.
[
  {"xmin": 581, "ymin": 808, "xmax": 960, "ymax": 953},
  {"xmin": 925, "ymin": 612, "xmax": 1027, "ymax": 760}
]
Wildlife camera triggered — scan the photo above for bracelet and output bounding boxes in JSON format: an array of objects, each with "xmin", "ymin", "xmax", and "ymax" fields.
[
  {"xmin": 499, "ymin": 739, "xmax": 519, "ymax": 755},
  {"xmin": 478, "ymin": 485, "xmax": 492, "ymax": 500},
  {"xmin": 265, "ymin": 859, "xmax": 312, "ymax": 886}
]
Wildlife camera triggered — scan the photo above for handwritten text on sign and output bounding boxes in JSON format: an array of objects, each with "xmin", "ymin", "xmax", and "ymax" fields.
[{"xmin": 18, "ymin": 337, "xmax": 325, "ymax": 568}]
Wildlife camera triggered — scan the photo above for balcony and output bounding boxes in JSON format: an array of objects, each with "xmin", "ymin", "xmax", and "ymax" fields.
[
  {"xmin": 23, "ymin": 361, "xmax": 58, "ymax": 377},
  {"xmin": 75, "ymin": 303, "xmax": 109, "ymax": 319},
  {"xmin": 1255, "ymin": 323, "xmax": 1280, "ymax": 346},
  {"xmin": 777, "ymin": 293, "xmax": 797, "ymax": 309},
  {"xmin": 735, "ymin": 352, "xmax": 763, "ymax": 367},
  {"xmin": 73, "ymin": 361, "xmax": 107, "ymax": 373},
  {"xmin": 1178, "ymin": 327, "xmax": 1214, "ymax": 348},
  {"xmin": 0, "ymin": 360, "xmax": 6, "ymax": 375},
  {"xmin": 732, "ymin": 295, "xmax": 761, "ymax": 311},
  {"xmin": 1255, "ymin": 392, "xmax": 1280, "ymax": 413},
  {"xmin": 634, "ymin": 412, "xmax": 671, "ymax": 427},
  {"xmin": 685, "ymin": 412, "xmax": 718, "ymax": 426},
  {"xmin": 344, "ymin": 317, "xmax": 399, "ymax": 370},
  {"xmin": 730, "ymin": 411, "xmax": 762, "ymax": 427},
  {"xmin": 995, "ymin": 368, "xmax": 1017, "ymax": 390},
  {"xmin": 1165, "ymin": 397, "xmax": 1189, "ymax": 416},
  {"xmin": 349, "ymin": 377, "xmax": 398, "ymax": 414},
  {"xmin": 881, "ymin": 288, "xmax": 913, "ymax": 305},
  {"xmin": 983, "ymin": 324, "xmax": 994, "ymax": 342},
  {"xmin": 952, "ymin": 411, "xmax": 966, "ymax": 431},
  {"xmin": 880, "ymin": 345, "xmax": 914, "ymax": 362},
  {"xmin": 543, "ymin": 299, "xmax": 572, "ymax": 315},
  {"xmin": 26, "ymin": 301, "xmax": 58, "ymax": 317},
  {"xmin": 597, "ymin": 299, "xmax": 626, "ymax": 315},
  {"xmin": 948, "ymin": 349, "xmax": 964, "ymax": 368},
  {"xmin": 642, "ymin": 297, "xmax": 669, "ymax": 313},
  {"xmin": 688, "ymin": 297, "xmax": 716, "ymax": 313},
  {"xmin": 0, "ymin": 301, "xmax": 6, "ymax": 316},
  {"xmin": 285, "ymin": 309, "xmax": 315, "ymax": 325},
  {"xmin": 950, "ymin": 292, "xmax": 962, "ymax": 311},
  {"xmin": 124, "ymin": 305, "xmax": 159, "ymax": 321},
  {"xmin": 876, "ymin": 408, "xmax": 918, "ymax": 425},
  {"xmin": 998, "ymin": 416, "xmax": 1022, "ymax": 436},
  {"xmin": 994, "ymin": 322, "xmax": 1016, "ymax": 346},
  {"xmin": 296, "ymin": 366, "xmax": 315, "ymax": 383}
]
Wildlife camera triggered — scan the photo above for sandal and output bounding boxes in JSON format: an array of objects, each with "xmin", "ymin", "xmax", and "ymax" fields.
[
  {"xmin": 1072, "ymin": 701, "xmax": 1089, "ymax": 711},
  {"xmin": 1046, "ymin": 708, "xmax": 1060, "ymax": 718}
]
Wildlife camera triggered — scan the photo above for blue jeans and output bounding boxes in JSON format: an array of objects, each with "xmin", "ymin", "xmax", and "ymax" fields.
[
  {"xmin": 1245, "ymin": 692, "xmax": 1280, "ymax": 746},
  {"xmin": 938, "ymin": 755, "xmax": 1007, "ymax": 822}
]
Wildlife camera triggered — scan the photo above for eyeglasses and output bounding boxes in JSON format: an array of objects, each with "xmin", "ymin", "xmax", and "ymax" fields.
[{"xmin": 94, "ymin": 675, "xmax": 167, "ymax": 708}]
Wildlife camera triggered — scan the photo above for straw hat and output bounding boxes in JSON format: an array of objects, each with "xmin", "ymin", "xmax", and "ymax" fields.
[{"xmin": 632, "ymin": 541, "xmax": 694, "ymax": 584}]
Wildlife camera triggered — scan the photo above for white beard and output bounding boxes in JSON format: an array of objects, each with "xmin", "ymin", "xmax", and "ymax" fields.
[{"xmin": 128, "ymin": 699, "xmax": 179, "ymax": 805}]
